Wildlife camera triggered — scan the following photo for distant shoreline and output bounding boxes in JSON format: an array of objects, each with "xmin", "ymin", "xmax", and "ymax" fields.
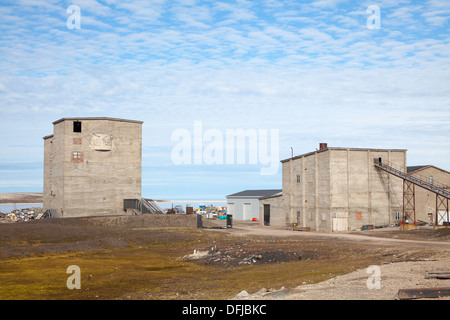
[
  {"xmin": 0, "ymin": 193, "xmax": 43, "ymax": 205},
  {"xmin": 0, "ymin": 203, "xmax": 43, "ymax": 206}
]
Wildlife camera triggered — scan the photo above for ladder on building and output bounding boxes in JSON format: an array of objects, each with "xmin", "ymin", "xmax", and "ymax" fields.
[{"xmin": 374, "ymin": 158, "xmax": 450, "ymax": 226}]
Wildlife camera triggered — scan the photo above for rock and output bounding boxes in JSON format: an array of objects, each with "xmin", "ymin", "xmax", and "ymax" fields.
[
  {"xmin": 182, "ymin": 250, "xmax": 209, "ymax": 260},
  {"xmin": 235, "ymin": 290, "xmax": 249, "ymax": 299}
]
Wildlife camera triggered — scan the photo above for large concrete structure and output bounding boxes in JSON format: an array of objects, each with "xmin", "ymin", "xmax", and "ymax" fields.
[
  {"xmin": 43, "ymin": 117, "xmax": 143, "ymax": 218},
  {"xmin": 260, "ymin": 144, "xmax": 407, "ymax": 232},
  {"xmin": 226, "ymin": 189, "xmax": 282, "ymax": 221},
  {"xmin": 407, "ymin": 165, "xmax": 450, "ymax": 225}
]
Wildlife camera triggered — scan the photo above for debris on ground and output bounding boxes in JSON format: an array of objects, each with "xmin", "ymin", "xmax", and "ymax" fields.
[
  {"xmin": 180, "ymin": 243, "xmax": 308, "ymax": 268},
  {"xmin": 425, "ymin": 271, "xmax": 450, "ymax": 279},
  {"xmin": 398, "ymin": 287, "xmax": 450, "ymax": 300},
  {"xmin": 0, "ymin": 207, "xmax": 43, "ymax": 223},
  {"xmin": 181, "ymin": 249, "xmax": 210, "ymax": 260}
]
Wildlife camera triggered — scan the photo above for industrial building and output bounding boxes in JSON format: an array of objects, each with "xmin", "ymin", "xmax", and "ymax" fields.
[
  {"xmin": 43, "ymin": 117, "xmax": 143, "ymax": 218},
  {"xmin": 259, "ymin": 144, "xmax": 407, "ymax": 231},
  {"xmin": 226, "ymin": 190, "xmax": 282, "ymax": 221},
  {"xmin": 407, "ymin": 165, "xmax": 450, "ymax": 225},
  {"xmin": 259, "ymin": 144, "xmax": 450, "ymax": 232}
]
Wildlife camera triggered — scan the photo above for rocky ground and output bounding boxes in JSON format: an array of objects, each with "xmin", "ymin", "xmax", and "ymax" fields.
[{"xmin": 232, "ymin": 257, "xmax": 450, "ymax": 300}]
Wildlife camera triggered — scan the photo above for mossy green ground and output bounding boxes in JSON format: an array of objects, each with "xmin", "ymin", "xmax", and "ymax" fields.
[
  {"xmin": 1, "ymin": 220, "xmax": 442, "ymax": 300},
  {"xmin": 0, "ymin": 228, "xmax": 386, "ymax": 300},
  {"xmin": 0, "ymin": 249, "xmax": 369, "ymax": 300}
]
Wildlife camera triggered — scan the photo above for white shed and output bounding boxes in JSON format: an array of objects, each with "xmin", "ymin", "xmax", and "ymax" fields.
[{"xmin": 226, "ymin": 190, "xmax": 282, "ymax": 221}]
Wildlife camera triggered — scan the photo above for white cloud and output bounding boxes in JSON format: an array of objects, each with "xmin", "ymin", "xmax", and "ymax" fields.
[
  {"xmin": 0, "ymin": 0, "xmax": 449, "ymax": 196},
  {"xmin": 70, "ymin": 0, "xmax": 113, "ymax": 17}
]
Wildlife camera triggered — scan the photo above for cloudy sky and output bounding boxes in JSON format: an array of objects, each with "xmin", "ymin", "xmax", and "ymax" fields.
[{"xmin": 0, "ymin": 0, "xmax": 449, "ymax": 201}]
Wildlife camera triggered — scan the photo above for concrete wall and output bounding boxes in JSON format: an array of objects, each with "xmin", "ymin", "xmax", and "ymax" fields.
[
  {"xmin": 259, "ymin": 195, "xmax": 286, "ymax": 227},
  {"xmin": 88, "ymin": 214, "xmax": 197, "ymax": 228},
  {"xmin": 43, "ymin": 122, "xmax": 65, "ymax": 214},
  {"xmin": 410, "ymin": 166, "xmax": 450, "ymax": 224},
  {"xmin": 43, "ymin": 118, "xmax": 142, "ymax": 218},
  {"xmin": 330, "ymin": 149, "xmax": 405, "ymax": 231},
  {"xmin": 282, "ymin": 150, "xmax": 332, "ymax": 231},
  {"xmin": 260, "ymin": 147, "xmax": 406, "ymax": 232}
]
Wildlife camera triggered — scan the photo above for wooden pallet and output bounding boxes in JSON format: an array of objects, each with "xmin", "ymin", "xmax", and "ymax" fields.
[
  {"xmin": 287, "ymin": 225, "xmax": 311, "ymax": 232},
  {"xmin": 425, "ymin": 271, "xmax": 450, "ymax": 279},
  {"xmin": 398, "ymin": 287, "xmax": 450, "ymax": 300}
]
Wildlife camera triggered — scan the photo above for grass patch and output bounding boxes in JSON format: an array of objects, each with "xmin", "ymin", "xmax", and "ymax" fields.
[
  {"xmin": 0, "ymin": 244, "xmax": 367, "ymax": 300},
  {"xmin": 0, "ymin": 225, "xmax": 400, "ymax": 300}
]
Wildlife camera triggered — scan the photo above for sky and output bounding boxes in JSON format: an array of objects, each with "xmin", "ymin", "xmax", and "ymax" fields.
[{"xmin": 0, "ymin": 0, "xmax": 449, "ymax": 202}]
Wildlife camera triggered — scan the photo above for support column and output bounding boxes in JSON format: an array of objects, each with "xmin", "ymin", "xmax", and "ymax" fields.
[
  {"xmin": 436, "ymin": 194, "xmax": 450, "ymax": 227},
  {"xmin": 402, "ymin": 180, "xmax": 416, "ymax": 227}
]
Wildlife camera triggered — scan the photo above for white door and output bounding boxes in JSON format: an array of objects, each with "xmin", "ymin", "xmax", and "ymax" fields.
[
  {"xmin": 332, "ymin": 212, "xmax": 348, "ymax": 232},
  {"xmin": 243, "ymin": 203, "xmax": 251, "ymax": 220},
  {"xmin": 437, "ymin": 211, "xmax": 449, "ymax": 225}
]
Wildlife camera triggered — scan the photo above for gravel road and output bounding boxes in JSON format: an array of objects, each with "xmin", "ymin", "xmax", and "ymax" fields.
[
  {"xmin": 227, "ymin": 222, "xmax": 450, "ymax": 300},
  {"xmin": 233, "ymin": 257, "xmax": 450, "ymax": 300}
]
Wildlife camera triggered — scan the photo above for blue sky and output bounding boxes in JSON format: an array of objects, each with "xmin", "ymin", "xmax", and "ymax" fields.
[{"xmin": 0, "ymin": 0, "xmax": 449, "ymax": 201}]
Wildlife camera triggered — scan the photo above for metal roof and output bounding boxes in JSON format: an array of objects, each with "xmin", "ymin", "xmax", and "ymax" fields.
[
  {"xmin": 226, "ymin": 189, "xmax": 282, "ymax": 198},
  {"xmin": 407, "ymin": 165, "xmax": 430, "ymax": 173},
  {"xmin": 408, "ymin": 165, "xmax": 450, "ymax": 175}
]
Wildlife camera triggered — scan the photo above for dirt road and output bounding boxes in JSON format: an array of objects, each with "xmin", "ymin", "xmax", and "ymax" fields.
[
  {"xmin": 223, "ymin": 221, "xmax": 450, "ymax": 249},
  {"xmin": 223, "ymin": 222, "xmax": 450, "ymax": 300},
  {"xmin": 233, "ymin": 257, "xmax": 450, "ymax": 300}
]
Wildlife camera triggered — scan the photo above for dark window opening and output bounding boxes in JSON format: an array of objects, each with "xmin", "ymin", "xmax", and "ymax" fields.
[
  {"xmin": 73, "ymin": 121, "xmax": 82, "ymax": 133},
  {"xmin": 263, "ymin": 204, "xmax": 270, "ymax": 226}
]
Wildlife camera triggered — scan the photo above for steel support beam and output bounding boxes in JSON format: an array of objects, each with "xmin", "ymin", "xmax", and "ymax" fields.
[
  {"xmin": 403, "ymin": 180, "xmax": 415, "ymax": 224},
  {"xmin": 436, "ymin": 194, "xmax": 450, "ymax": 226}
]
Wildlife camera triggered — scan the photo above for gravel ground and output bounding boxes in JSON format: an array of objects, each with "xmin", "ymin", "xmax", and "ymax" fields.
[
  {"xmin": 234, "ymin": 256, "xmax": 450, "ymax": 300},
  {"xmin": 226, "ymin": 222, "xmax": 450, "ymax": 300}
]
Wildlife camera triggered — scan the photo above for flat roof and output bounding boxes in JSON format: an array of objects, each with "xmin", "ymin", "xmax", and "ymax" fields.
[
  {"xmin": 52, "ymin": 117, "xmax": 143, "ymax": 125},
  {"xmin": 42, "ymin": 134, "xmax": 54, "ymax": 140},
  {"xmin": 227, "ymin": 189, "xmax": 282, "ymax": 198},
  {"xmin": 281, "ymin": 147, "xmax": 407, "ymax": 163}
]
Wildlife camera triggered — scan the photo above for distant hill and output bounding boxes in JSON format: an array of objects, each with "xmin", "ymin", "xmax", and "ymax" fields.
[{"xmin": 0, "ymin": 193, "xmax": 43, "ymax": 204}]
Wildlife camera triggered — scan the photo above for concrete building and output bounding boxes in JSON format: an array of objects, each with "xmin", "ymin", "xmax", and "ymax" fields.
[
  {"xmin": 227, "ymin": 190, "xmax": 282, "ymax": 221},
  {"xmin": 259, "ymin": 144, "xmax": 407, "ymax": 232},
  {"xmin": 43, "ymin": 117, "xmax": 143, "ymax": 218},
  {"xmin": 407, "ymin": 165, "xmax": 450, "ymax": 225}
]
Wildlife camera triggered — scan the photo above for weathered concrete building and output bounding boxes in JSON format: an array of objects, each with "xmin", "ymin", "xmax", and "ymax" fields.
[
  {"xmin": 260, "ymin": 144, "xmax": 407, "ymax": 232},
  {"xmin": 43, "ymin": 117, "xmax": 143, "ymax": 218},
  {"xmin": 407, "ymin": 165, "xmax": 450, "ymax": 225}
]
